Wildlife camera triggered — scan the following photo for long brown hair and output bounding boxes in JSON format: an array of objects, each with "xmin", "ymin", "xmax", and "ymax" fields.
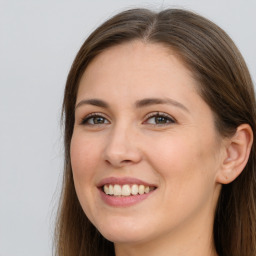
[{"xmin": 55, "ymin": 8, "xmax": 256, "ymax": 256}]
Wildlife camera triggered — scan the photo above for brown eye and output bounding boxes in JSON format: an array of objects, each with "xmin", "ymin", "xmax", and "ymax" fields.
[
  {"xmin": 81, "ymin": 114, "xmax": 110, "ymax": 125},
  {"xmin": 154, "ymin": 116, "xmax": 170, "ymax": 124},
  {"xmin": 145, "ymin": 113, "xmax": 175, "ymax": 125},
  {"xmin": 92, "ymin": 116, "xmax": 106, "ymax": 124}
]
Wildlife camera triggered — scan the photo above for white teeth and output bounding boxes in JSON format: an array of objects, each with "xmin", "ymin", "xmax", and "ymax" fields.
[
  {"xmin": 103, "ymin": 184, "xmax": 153, "ymax": 196},
  {"xmin": 122, "ymin": 185, "xmax": 131, "ymax": 196},
  {"xmin": 131, "ymin": 184, "xmax": 139, "ymax": 195},
  {"xmin": 103, "ymin": 185, "xmax": 109, "ymax": 194},
  {"xmin": 113, "ymin": 184, "xmax": 122, "ymax": 196},
  {"xmin": 139, "ymin": 185, "xmax": 145, "ymax": 195},
  {"xmin": 108, "ymin": 184, "xmax": 114, "ymax": 195}
]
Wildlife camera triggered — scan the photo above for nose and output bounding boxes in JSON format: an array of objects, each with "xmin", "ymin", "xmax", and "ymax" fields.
[{"xmin": 103, "ymin": 124, "xmax": 142, "ymax": 168}]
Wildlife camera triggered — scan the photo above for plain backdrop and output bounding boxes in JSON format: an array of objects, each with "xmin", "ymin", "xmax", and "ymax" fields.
[{"xmin": 0, "ymin": 0, "xmax": 255, "ymax": 255}]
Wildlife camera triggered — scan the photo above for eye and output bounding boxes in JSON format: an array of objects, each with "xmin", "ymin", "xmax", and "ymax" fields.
[
  {"xmin": 144, "ymin": 112, "xmax": 175, "ymax": 126},
  {"xmin": 80, "ymin": 113, "xmax": 110, "ymax": 125}
]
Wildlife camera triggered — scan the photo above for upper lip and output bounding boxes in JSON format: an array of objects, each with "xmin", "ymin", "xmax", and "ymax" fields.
[{"xmin": 97, "ymin": 176, "xmax": 157, "ymax": 188}]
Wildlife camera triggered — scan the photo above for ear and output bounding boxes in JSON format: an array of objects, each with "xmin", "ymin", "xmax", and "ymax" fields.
[{"xmin": 216, "ymin": 124, "xmax": 253, "ymax": 184}]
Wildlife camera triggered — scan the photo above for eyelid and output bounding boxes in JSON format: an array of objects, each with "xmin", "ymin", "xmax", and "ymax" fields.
[
  {"xmin": 143, "ymin": 111, "xmax": 176, "ymax": 125},
  {"xmin": 80, "ymin": 112, "xmax": 110, "ymax": 125}
]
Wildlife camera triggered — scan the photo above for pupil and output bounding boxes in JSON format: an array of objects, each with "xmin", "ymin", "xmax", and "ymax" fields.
[
  {"xmin": 94, "ymin": 117, "xmax": 104, "ymax": 124},
  {"xmin": 155, "ymin": 116, "xmax": 166, "ymax": 124}
]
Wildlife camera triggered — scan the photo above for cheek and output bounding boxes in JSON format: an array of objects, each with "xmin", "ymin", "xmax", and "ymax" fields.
[
  {"xmin": 70, "ymin": 133, "xmax": 101, "ymax": 183},
  {"xmin": 70, "ymin": 133, "xmax": 103, "ymax": 221},
  {"xmin": 147, "ymin": 134, "xmax": 219, "ymax": 223},
  {"xmin": 146, "ymin": 130, "xmax": 218, "ymax": 192}
]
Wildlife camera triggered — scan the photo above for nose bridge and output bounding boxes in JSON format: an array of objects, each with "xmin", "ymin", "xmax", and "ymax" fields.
[{"xmin": 103, "ymin": 120, "xmax": 141, "ymax": 167}]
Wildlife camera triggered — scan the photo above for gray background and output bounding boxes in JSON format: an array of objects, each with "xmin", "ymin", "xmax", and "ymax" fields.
[{"xmin": 0, "ymin": 0, "xmax": 255, "ymax": 255}]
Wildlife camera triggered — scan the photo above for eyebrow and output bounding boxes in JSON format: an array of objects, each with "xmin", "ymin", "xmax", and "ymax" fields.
[
  {"xmin": 135, "ymin": 98, "xmax": 189, "ymax": 112},
  {"xmin": 75, "ymin": 97, "xmax": 189, "ymax": 112},
  {"xmin": 75, "ymin": 99, "xmax": 109, "ymax": 109}
]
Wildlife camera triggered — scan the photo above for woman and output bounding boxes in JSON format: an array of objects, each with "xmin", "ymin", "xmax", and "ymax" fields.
[{"xmin": 55, "ymin": 8, "xmax": 256, "ymax": 256}]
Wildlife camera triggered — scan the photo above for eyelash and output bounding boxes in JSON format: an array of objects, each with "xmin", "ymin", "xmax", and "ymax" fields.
[
  {"xmin": 80, "ymin": 112, "xmax": 176, "ymax": 126},
  {"xmin": 143, "ymin": 112, "xmax": 176, "ymax": 126},
  {"xmin": 80, "ymin": 112, "xmax": 109, "ymax": 126}
]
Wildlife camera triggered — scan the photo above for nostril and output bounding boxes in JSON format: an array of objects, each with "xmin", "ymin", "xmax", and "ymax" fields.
[
  {"xmin": 104, "ymin": 149, "xmax": 142, "ymax": 167},
  {"xmin": 121, "ymin": 160, "xmax": 134, "ymax": 165}
]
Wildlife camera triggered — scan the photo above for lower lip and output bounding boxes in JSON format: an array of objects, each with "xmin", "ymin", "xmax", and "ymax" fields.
[{"xmin": 99, "ymin": 189, "xmax": 155, "ymax": 207}]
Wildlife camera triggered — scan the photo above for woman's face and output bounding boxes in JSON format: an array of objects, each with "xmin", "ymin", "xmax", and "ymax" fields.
[{"xmin": 71, "ymin": 41, "xmax": 223, "ymax": 246}]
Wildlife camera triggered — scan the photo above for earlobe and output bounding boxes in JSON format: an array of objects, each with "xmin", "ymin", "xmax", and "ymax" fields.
[{"xmin": 216, "ymin": 124, "xmax": 253, "ymax": 184}]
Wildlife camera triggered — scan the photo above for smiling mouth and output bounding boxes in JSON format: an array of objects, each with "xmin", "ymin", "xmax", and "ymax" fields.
[{"xmin": 102, "ymin": 184, "xmax": 156, "ymax": 197}]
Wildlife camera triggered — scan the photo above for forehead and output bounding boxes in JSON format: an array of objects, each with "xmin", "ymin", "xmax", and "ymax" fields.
[{"xmin": 77, "ymin": 41, "xmax": 199, "ymax": 101}]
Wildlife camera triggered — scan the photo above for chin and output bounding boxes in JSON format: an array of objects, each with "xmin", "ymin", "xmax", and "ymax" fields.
[
  {"xmin": 95, "ymin": 218, "xmax": 152, "ymax": 244},
  {"xmin": 101, "ymin": 230, "xmax": 146, "ymax": 244}
]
